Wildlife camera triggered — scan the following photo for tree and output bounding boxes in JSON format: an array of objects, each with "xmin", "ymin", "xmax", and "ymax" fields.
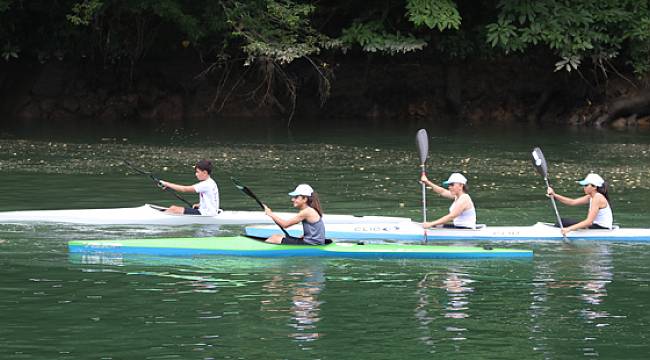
[
  {"xmin": 2, "ymin": 0, "xmax": 650, "ymax": 124},
  {"xmin": 485, "ymin": 0, "xmax": 650, "ymax": 76}
]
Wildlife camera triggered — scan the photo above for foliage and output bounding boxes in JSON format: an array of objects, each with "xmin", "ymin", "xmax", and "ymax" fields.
[
  {"xmin": 339, "ymin": 20, "xmax": 426, "ymax": 54},
  {"xmin": 485, "ymin": 0, "xmax": 650, "ymax": 75},
  {"xmin": 1, "ymin": 0, "xmax": 649, "ymax": 73},
  {"xmin": 0, "ymin": 0, "xmax": 643, "ymax": 70},
  {"xmin": 2, "ymin": 42, "xmax": 19, "ymax": 61},
  {"xmin": 67, "ymin": 0, "xmax": 103, "ymax": 26},
  {"xmin": 223, "ymin": 0, "xmax": 336, "ymax": 64},
  {"xmin": 2, "ymin": 0, "xmax": 650, "ymax": 119},
  {"xmin": 219, "ymin": 0, "xmax": 339, "ymax": 123},
  {"xmin": 0, "ymin": 0, "xmax": 17, "ymax": 61},
  {"xmin": 0, "ymin": 0, "xmax": 12, "ymax": 12},
  {"xmin": 406, "ymin": 0, "xmax": 461, "ymax": 31}
]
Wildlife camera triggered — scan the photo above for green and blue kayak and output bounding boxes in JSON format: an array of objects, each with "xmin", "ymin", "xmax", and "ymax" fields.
[{"xmin": 68, "ymin": 236, "xmax": 532, "ymax": 259}]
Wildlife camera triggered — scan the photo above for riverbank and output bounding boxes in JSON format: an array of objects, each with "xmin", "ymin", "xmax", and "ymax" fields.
[{"xmin": 1, "ymin": 56, "xmax": 649, "ymax": 132}]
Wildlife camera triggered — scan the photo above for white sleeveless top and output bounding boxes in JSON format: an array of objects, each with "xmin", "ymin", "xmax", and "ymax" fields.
[
  {"xmin": 450, "ymin": 194, "xmax": 476, "ymax": 228},
  {"xmin": 591, "ymin": 199, "xmax": 613, "ymax": 229}
]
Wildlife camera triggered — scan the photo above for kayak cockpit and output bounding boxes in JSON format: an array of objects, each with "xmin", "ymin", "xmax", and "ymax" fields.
[{"xmin": 243, "ymin": 234, "xmax": 334, "ymax": 245}]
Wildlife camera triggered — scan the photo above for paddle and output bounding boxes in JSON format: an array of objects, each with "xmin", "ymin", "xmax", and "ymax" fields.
[
  {"xmin": 231, "ymin": 177, "xmax": 291, "ymax": 238},
  {"xmin": 416, "ymin": 129, "xmax": 429, "ymax": 242},
  {"xmin": 531, "ymin": 147, "xmax": 567, "ymax": 240},
  {"xmin": 123, "ymin": 160, "xmax": 194, "ymax": 208}
]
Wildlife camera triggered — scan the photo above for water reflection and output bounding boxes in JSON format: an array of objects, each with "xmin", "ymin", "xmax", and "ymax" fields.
[
  {"xmin": 414, "ymin": 272, "xmax": 437, "ymax": 349},
  {"xmin": 529, "ymin": 244, "xmax": 618, "ymax": 358},
  {"xmin": 414, "ymin": 267, "xmax": 475, "ymax": 349},
  {"xmin": 288, "ymin": 270, "xmax": 325, "ymax": 342},
  {"xmin": 579, "ymin": 244, "xmax": 613, "ymax": 322},
  {"xmin": 443, "ymin": 271, "xmax": 474, "ymax": 321},
  {"xmin": 70, "ymin": 253, "xmax": 266, "ymax": 289},
  {"xmin": 72, "ymin": 251, "xmax": 328, "ymax": 345},
  {"xmin": 261, "ymin": 264, "xmax": 325, "ymax": 344},
  {"xmin": 529, "ymin": 258, "xmax": 555, "ymax": 356},
  {"xmin": 575, "ymin": 244, "xmax": 615, "ymax": 358}
]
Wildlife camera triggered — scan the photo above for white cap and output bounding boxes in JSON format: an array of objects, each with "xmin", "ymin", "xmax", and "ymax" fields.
[
  {"xmin": 578, "ymin": 173, "xmax": 605, "ymax": 187},
  {"xmin": 442, "ymin": 173, "xmax": 467, "ymax": 186},
  {"xmin": 288, "ymin": 184, "xmax": 314, "ymax": 197}
]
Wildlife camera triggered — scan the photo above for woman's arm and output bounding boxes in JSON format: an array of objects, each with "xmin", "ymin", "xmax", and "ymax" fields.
[
  {"xmin": 547, "ymin": 187, "xmax": 589, "ymax": 206},
  {"xmin": 421, "ymin": 174, "xmax": 453, "ymax": 199},
  {"xmin": 562, "ymin": 198, "xmax": 601, "ymax": 234},
  {"xmin": 264, "ymin": 205, "xmax": 304, "ymax": 228},
  {"xmin": 423, "ymin": 195, "xmax": 469, "ymax": 228}
]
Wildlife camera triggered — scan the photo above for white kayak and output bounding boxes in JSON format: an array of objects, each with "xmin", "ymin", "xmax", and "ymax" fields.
[
  {"xmin": 245, "ymin": 221, "xmax": 650, "ymax": 242},
  {"xmin": 0, "ymin": 204, "xmax": 410, "ymax": 226}
]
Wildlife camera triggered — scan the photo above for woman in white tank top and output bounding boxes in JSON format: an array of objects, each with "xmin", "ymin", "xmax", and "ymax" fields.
[
  {"xmin": 546, "ymin": 173, "xmax": 613, "ymax": 236},
  {"xmin": 420, "ymin": 172, "xmax": 476, "ymax": 229}
]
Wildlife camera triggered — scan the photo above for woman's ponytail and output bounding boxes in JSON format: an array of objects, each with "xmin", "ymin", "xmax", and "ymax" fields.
[
  {"xmin": 307, "ymin": 191, "xmax": 323, "ymax": 216},
  {"xmin": 597, "ymin": 181, "xmax": 611, "ymax": 205}
]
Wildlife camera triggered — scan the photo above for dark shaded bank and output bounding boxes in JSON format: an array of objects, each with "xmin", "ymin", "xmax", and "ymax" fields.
[{"xmin": 1, "ymin": 55, "xmax": 649, "ymax": 135}]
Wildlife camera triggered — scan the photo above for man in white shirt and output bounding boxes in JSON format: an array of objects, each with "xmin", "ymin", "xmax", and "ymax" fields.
[{"xmin": 159, "ymin": 159, "xmax": 220, "ymax": 216}]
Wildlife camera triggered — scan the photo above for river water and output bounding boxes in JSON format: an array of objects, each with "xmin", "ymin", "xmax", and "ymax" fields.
[{"xmin": 1, "ymin": 126, "xmax": 650, "ymax": 359}]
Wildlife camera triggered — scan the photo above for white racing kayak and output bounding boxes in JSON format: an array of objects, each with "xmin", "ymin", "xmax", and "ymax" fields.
[
  {"xmin": 245, "ymin": 221, "xmax": 650, "ymax": 242},
  {"xmin": 0, "ymin": 204, "xmax": 410, "ymax": 226}
]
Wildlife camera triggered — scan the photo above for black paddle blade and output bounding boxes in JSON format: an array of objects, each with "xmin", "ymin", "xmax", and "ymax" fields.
[
  {"xmin": 124, "ymin": 160, "xmax": 161, "ymax": 184},
  {"xmin": 415, "ymin": 129, "xmax": 429, "ymax": 165},
  {"xmin": 231, "ymin": 177, "xmax": 245, "ymax": 191},
  {"xmin": 124, "ymin": 160, "xmax": 147, "ymax": 175},
  {"xmin": 124, "ymin": 160, "xmax": 192, "ymax": 207},
  {"xmin": 231, "ymin": 177, "xmax": 265, "ymax": 209},
  {"xmin": 231, "ymin": 177, "xmax": 290, "ymax": 237},
  {"xmin": 531, "ymin": 147, "xmax": 549, "ymax": 178}
]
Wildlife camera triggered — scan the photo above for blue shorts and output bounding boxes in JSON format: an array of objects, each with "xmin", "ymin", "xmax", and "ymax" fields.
[{"xmin": 183, "ymin": 208, "xmax": 201, "ymax": 215}]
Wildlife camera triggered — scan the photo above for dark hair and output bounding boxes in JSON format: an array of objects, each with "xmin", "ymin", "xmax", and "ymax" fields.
[
  {"xmin": 195, "ymin": 159, "xmax": 212, "ymax": 174},
  {"xmin": 597, "ymin": 181, "xmax": 611, "ymax": 205},
  {"xmin": 306, "ymin": 191, "xmax": 323, "ymax": 216},
  {"xmin": 461, "ymin": 184, "xmax": 469, "ymax": 194}
]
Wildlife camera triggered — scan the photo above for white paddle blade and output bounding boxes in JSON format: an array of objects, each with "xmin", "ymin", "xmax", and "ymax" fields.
[
  {"xmin": 531, "ymin": 147, "xmax": 548, "ymax": 178},
  {"xmin": 415, "ymin": 129, "xmax": 429, "ymax": 165}
]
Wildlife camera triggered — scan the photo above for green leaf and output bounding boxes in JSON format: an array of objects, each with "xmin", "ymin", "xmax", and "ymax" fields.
[{"xmin": 406, "ymin": 0, "xmax": 461, "ymax": 31}]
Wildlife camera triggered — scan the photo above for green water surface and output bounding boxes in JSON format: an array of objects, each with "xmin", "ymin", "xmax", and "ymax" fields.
[{"xmin": 1, "ymin": 126, "xmax": 650, "ymax": 359}]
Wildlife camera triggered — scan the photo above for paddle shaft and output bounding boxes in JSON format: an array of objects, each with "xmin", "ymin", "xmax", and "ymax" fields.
[
  {"xmin": 124, "ymin": 161, "xmax": 194, "ymax": 208},
  {"xmin": 231, "ymin": 178, "xmax": 291, "ymax": 238},
  {"xmin": 531, "ymin": 147, "xmax": 567, "ymax": 240},
  {"xmin": 249, "ymin": 193, "xmax": 266, "ymax": 211},
  {"xmin": 415, "ymin": 129, "xmax": 429, "ymax": 243},
  {"xmin": 544, "ymin": 177, "xmax": 565, "ymax": 232},
  {"xmin": 420, "ymin": 167, "xmax": 427, "ymax": 224},
  {"xmin": 420, "ymin": 166, "xmax": 428, "ymax": 242}
]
